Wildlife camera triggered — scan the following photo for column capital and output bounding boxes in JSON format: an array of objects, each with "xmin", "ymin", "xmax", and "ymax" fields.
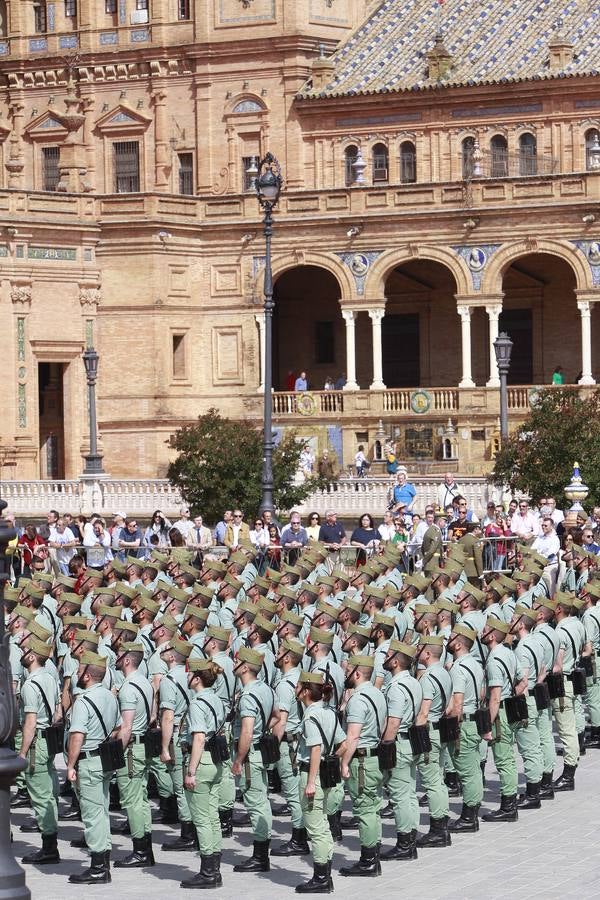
[
  {"xmin": 254, "ymin": 312, "xmax": 265, "ymax": 325},
  {"xmin": 457, "ymin": 305, "xmax": 473, "ymax": 321},
  {"xmin": 485, "ymin": 303, "xmax": 502, "ymax": 317},
  {"xmin": 577, "ymin": 299, "xmax": 591, "ymax": 315},
  {"xmin": 342, "ymin": 309, "xmax": 357, "ymax": 323},
  {"xmin": 575, "ymin": 289, "xmax": 600, "ymax": 304},
  {"xmin": 11, "ymin": 282, "xmax": 32, "ymax": 308},
  {"xmin": 368, "ymin": 308, "xmax": 385, "ymax": 325}
]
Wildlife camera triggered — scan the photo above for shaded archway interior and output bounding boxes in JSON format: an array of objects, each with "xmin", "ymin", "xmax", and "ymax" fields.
[{"xmin": 272, "ymin": 265, "xmax": 344, "ymax": 391}]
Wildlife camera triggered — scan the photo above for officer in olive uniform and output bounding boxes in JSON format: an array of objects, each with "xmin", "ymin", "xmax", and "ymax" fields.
[
  {"xmin": 339, "ymin": 654, "xmax": 387, "ymax": 878},
  {"xmin": 552, "ymin": 593, "xmax": 584, "ymax": 790},
  {"xmin": 511, "ymin": 606, "xmax": 546, "ymax": 810},
  {"xmin": 67, "ymin": 650, "xmax": 121, "ymax": 884},
  {"xmin": 19, "ymin": 636, "xmax": 61, "ymax": 865}
]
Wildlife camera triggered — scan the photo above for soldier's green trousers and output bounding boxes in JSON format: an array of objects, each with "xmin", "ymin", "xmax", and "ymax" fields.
[
  {"xmin": 537, "ymin": 706, "xmax": 556, "ymax": 774},
  {"xmin": 584, "ymin": 671, "xmax": 600, "ymax": 727},
  {"xmin": 25, "ymin": 734, "xmax": 58, "ymax": 835},
  {"xmin": 116, "ymin": 742, "xmax": 151, "ymax": 839},
  {"xmin": 185, "ymin": 755, "xmax": 223, "ymax": 855},
  {"xmin": 299, "ymin": 771, "xmax": 333, "ymax": 865},
  {"xmin": 449, "ymin": 719, "xmax": 483, "ymax": 807},
  {"xmin": 77, "ymin": 755, "xmax": 111, "ymax": 853},
  {"xmin": 490, "ymin": 707, "xmax": 518, "ymax": 797},
  {"xmin": 239, "ymin": 747, "xmax": 272, "ymax": 841},
  {"xmin": 347, "ymin": 754, "xmax": 382, "ymax": 849},
  {"xmin": 217, "ymin": 726, "xmax": 235, "ymax": 811},
  {"xmin": 325, "ymin": 779, "xmax": 344, "ymax": 815},
  {"xmin": 387, "ymin": 735, "xmax": 418, "ymax": 833},
  {"xmin": 574, "ymin": 694, "xmax": 586, "ymax": 735},
  {"xmin": 515, "ymin": 696, "xmax": 544, "ymax": 784},
  {"xmin": 14, "ymin": 730, "xmax": 26, "ymax": 792},
  {"xmin": 167, "ymin": 739, "xmax": 191, "ymax": 822},
  {"xmin": 276, "ymin": 740, "xmax": 304, "ymax": 829},
  {"xmin": 149, "ymin": 754, "xmax": 174, "ymax": 799},
  {"xmin": 417, "ymin": 726, "xmax": 449, "ymax": 817},
  {"xmin": 552, "ymin": 679, "xmax": 579, "ymax": 767}
]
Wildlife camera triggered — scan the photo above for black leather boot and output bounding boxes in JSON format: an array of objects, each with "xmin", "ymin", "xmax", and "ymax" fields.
[
  {"xmin": 10, "ymin": 788, "xmax": 30, "ymax": 809},
  {"xmin": 219, "ymin": 808, "xmax": 233, "ymax": 837},
  {"xmin": 109, "ymin": 782, "xmax": 121, "ymax": 811},
  {"xmin": 271, "ymin": 827, "xmax": 310, "ymax": 856},
  {"xmin": 328, "ymin": 812, "xmax": 342, "ymax": 844},
  {"xmin": 553, "ymin": 763, "xmax": 576, "ymax": 792},
  {"xmin": 232, "ymin": 808, "xmax": 251, "ymax": 827},
  {"xmin": 70, "ymin": 834, "xmax": 87, "ymax": 849},
  {"xmin": 22, "ymin": 832, "xmax": 60, "ymax": 865},
  {"xmin": 295, "ymin": 861, "xmax": 333, "ymax": 893},
  {"xmin": 444, "ymin": 772, "xmax": 461, "ymax": 797},
  {"xmin": 539, "ymin": 771, "xmax": 555, "ymax": 800},
  {"xmin": 339, "ymin": 813, "xmax": 359, "ymax": 828},
  {"xmin": 153, "ymin": 794, "xmax": 179, "ymax": 824},
  {"xmin": 578, "ymin": 732, "xmax": 586, "ymax": 756},
  {"xmin": 339, "ymin": 844, "xmax": 381, "ymax": 877},
  {"xmin": 270, "ymin": 799, "xmax": 291, "ymax": 816},
  {"xmin": 416, "ymin": 816, "xmax": 451, "ymax": 848},
  {"xmin": 114, "ymin": 834, "xmax": 155, "ymax": 868},
  {"xmin": 585, "ymin": 726, "xmax": 600, "ymax": 748},
  {"xmin": 59, "ymin": 796, "xmax": 81, "ymax": 820},
  {"xmin": 517, "ymin": 781, "xmax": 541, "ymax": 810},
  {"xmin": 380, "ymin": 800, "xmax": 395, "ymax": 819},
  {"xmin": 449, "ymin": 804, "xmax": 479, "ymax": 833},
  {"xmin": 111, "ymin": 817, "xmax": 131, "ymax": 835},
  {"xmin": 161, "ymin": 820, "xmax": 197, "ymax": 851},
  {"xmin": 212, "ymin": 852, "xmax": 223, "ymax": 886},
  {"xmin": 69, "ymin": 850, "xmax": 111, "ymax": 884},
  {"xmin": 268, "ymin": 768, "xmax": 282, "ymax": 794},
  {"xmin": 380, "ymin": 831, "xmax": 417, "ymax": 861},
  {"xmin": 181, "ymin": 854, "xmax": 219, "ymax": 889},
  {"xmin": 418, "ymin": 793, "xmax": 429, "ymax": 807},
  {"xmin": 19, "ymin": 819, "xmax": 40, "ymax": 833},
  {"xmin": 233, "ymin": 839, "xmax": 271, "ymax": 872},
  {"xmin": 481, "ymin": 794, "xmax": 518, "ymax": 822}
]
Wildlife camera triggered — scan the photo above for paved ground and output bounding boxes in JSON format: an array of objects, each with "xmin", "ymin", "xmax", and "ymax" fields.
[{"xmin": 10, "ymin": 751, "xmax": 600, "ymax": 900}]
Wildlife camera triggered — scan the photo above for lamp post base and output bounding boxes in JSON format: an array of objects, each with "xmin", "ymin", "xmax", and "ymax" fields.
[
  {"xmin": 0, "ymin": 747, "xmax": 31, "ymax": 900},
  {"xmin": 83, "ymin": 455, "xmax": 105, "ymax": 476}
]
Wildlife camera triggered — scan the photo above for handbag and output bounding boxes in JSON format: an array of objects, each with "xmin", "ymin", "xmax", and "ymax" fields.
[
  {"xmin": 307, "ymin": 712, "xmax": 341, "ymax": 789},
  {"xmin": 31, "ymin": 682, "xmax": 64, "ymax": 756},
  {"xmin": 195, "ymin": 696, "xmax": 229, "ymax": 765},
  {"xmin": 82, "ymin": 695, "xmax": 125, "ymax": 773},
  {"xmin": 252, "ymin": 691, "xmax": 280, "ymax": 765}
]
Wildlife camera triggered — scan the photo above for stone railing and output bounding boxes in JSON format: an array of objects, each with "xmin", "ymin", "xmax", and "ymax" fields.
[
  {"xmin": 272, "ymin": 391, "xmax": 344, "ymax": 416},
  {"xmin": 382, "ymin": 388, "xmax": 459, "ymax": 414}
]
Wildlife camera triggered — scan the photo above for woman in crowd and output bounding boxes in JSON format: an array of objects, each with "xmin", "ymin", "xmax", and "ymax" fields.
[
  {"xmin": 266, "ymin": 524, "xmax": 282, "ymax": 570},
  {"xmin": 306, "ymin": 513, "xmax": 321, "ymax": 542},
  {"xmin": 144, "ymin": 510, "xmax": 171, "ymax": 548},
  {"xmin": 351, "ymin": 513, "xmax": 379, "ymax": 565}
]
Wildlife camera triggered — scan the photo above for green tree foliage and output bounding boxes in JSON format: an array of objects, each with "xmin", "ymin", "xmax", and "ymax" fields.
[
  {"xmin": 490, "ymin": 388, "xmax": 600, "ymax": 505},
  {"xmin": 166, "ymin": 408, "xmax": 332, "ymax": 522}
]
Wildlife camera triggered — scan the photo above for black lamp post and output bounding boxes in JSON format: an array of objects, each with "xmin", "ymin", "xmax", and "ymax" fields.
[
  {"xmin": 82, "ymin": 346, "xmax": 104, "ymax": 475},
  {"xmin": 494, "ymin": 331, "xmax": 513, "ymax": 444},
  {"xmin": 0, "ymin": 496, "xmax": 30, "ymax": 900},
  {"xmin": 254, "ymin": 152, "xmax": 283, "ymax": 517}
]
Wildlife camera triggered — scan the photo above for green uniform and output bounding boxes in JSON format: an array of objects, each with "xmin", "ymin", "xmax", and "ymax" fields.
[
  {"xmin": 298, "ymin": 702, "xmax": 345, "ymax": 864},
  {"xmin": 553, "ymin": 617, "xmax": 583, "ymax": 766},
  {"xmin": 184, "ymin": 688, "xmax": 226, "ymax": 855},
  {"xmin": 383, "ymin": 670, "xmax": 422, "ymax": 833},
  {"xmin": 212, "ymin": 650, "xmax": 236, "ymax": 813},
  {"xmin": 71, "ymin": 682, "xmax": 120, "ymax": 853},
  {"xmin": 275, "ymin": 666, "xmax": 304, "ymax": 829},
  {"xmin": 344, "ymin": 681, "xmax": 387, "ymax": 849},
  {"xmin": 514, "ymin": 634, "xmax": 545, "ymax": 785},
  {"xmin": 234, "ymin": 679, "xmax": 275, "ymax": 841},
  {"xmin": 449, "ymin": 655, "xmax": 484, "ymax": 807},
  {"xmin": 159, "ymin": 664, "xmax": 192, "ymax": 822},
  {"xmin": 311, "ymin": 657, "xmax": 345, "ymax": 711},
  {"xmin": 582, "ymin": 605, "xmax": 600, "ymax": 727},
  {"xmin": 417, "ymin": 662, "xmax": 452, "ymax": 818},
  {"xmin": 20, "ymin": 669, "xmax": 60, "ymax": 835},
  {"xmin": 485, "ymin": 644, "xmax": 521, "ymax": 796},
  {"xmin": 534, "ymin": 622, "xmax": 560, "ymax": 774},
  {"xmin": 116, "ymin": 668, "xmax": 153, "ymax": 838}
]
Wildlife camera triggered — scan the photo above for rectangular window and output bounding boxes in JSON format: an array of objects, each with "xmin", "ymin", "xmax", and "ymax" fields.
[
  {"xmin": 65, "ymin": 0, "xmax": 77, "ymax": 16},
  {"xmin": 34, "ymin": 2, "xmax": 47, "ymax": 32},
  {"xmin": 178, "ymin": 0, "xmax": 191, "ymax": 19},
  {"xmin": 172, "ymin": 334, "xmax": 186, "ymax": 379},
  {"xmin": 242, "ymin": 155, "xmax": 258, "ymax": 192},
  {"xmin": 136, "ymin": 0, "xmax": 148, "ymax": 9},
  {"xmin": 114, "ymin": 141, "xmax": 140, "ymax": 193},
  {"xmin": 315, "ymin": 321, "xmax": 335, "ymax": 365},
  {"xmin": 42, "ymin": 147, "xmax": 60, "ymax": 192},
  {"xmin": 178, "ymin": 153, "xmax": 193, "ymax": 195},
  {"xmin": 105, "ymin": 0, "xmax": 117, "ymax": 12}
]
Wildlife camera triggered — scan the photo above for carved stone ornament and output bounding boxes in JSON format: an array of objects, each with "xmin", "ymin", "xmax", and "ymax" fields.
[
  {"xmin": 79, "ymin": 287, "xmax": 101, "ymax": 308},
  {"xmin": 10, "ymin": 285, "xmax": 32, "ymax": 306}
]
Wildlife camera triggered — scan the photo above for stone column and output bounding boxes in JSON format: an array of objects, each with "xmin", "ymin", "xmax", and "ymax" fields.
[
  {"xmin": 577, "ymin": 300, "xmax": 596, "ymax": 385},
  {"xmin": 151, "ymin": 86, "xmax": 169, "ymax": 189},
  {"xmin": 255, "ymin": 312, "xmax": 266, "ymax": 393},
  {"xmin": 342, "ymin": 309, "xmax": 359, "ymax": 390},
  {"xmin": 486, "ymin": 303, "xmax": 502, "ymax": 387},
  {"xmin": 369, "ymin": 308, "xmax": 386, "ymax": 390},
  {"xmin": 6, "ymin": 99, "xmax": 24, "ymax": 189},
  {"xmin": 458, "ymin": 305, "xmax": 475, "ymax": 388}
]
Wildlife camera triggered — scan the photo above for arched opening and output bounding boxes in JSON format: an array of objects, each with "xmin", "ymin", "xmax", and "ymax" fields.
[
  {"xmin": 344, "ymin": 145, "xmax": 358, "ymax": 186},
  {"xmin": 585, "ymin": 129, "xmax": 600, "ymax": 171},
  {"xmin": 0, "ymin": 1, "xmax": 7, "ymax": 36},
  {"xmin": 380, "ymin": 260, "xmax": 460, "ymax": 387},
  {"xmin": 400, "ymin": 141, "xmax": 416, "ymax": 184},
  {"xmin": 490, "ymin": 134, "xmax": 508, "ymax": 178},
  {"xmin": 461, "ymin": 136, "xmax": 475, "ymax": 179},
  {"xmin": 518, "ymin": 133, "xmax": 537, "ymax": 176},
  {"xmin": 272, "ymin": 266, "xmax": 344, "ymax": 391},
  {"xmin": 500, "ymin": 253, "xmax": 590, "ymax": 384},
  {"xmin": 372, "ymin": 142, "xmax": 389, "ymax": 183}
]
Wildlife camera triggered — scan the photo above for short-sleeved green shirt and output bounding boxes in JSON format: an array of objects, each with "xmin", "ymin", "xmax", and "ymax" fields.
[
  {"xmin": 70, "ymin": 682, "xmax": 120, "ymax": 752},
  {"xmin": 212, "ymin": 650, "xmax": 236, "ymax": 715},
  {"xmin": 159, "ymin": 664, "xmax": 190, "ymax": 725},
  {"xmin": 344, "ymin": 681, "xmax": 387, "ymax": 748},
  {"xmin": 20, "ymin": 669, "xmax": 59, "ymax": 728},
  {"xmin": 118, "ymin": 669, "xmax": 153, "ymax": 735},
  {"xmin": 297, "ymin": 701, "xmax": 345, "ymax": 764},
  {"xmin": 419, "ymin": 662, "xmax": 453, "ymax": 722},
  {"xmin": 234, "ymin": 679, "xmax": 275, "ymax": 742},
  {"xmin": 187, "ymin": 688, "xmax": 226, "ymax": 740},
  {"xmin": 383, "ymin": 670, "xmax": 422, "ymax": 729},
  {"xmin": 556, "ymin": 617, "xmax": 585, "ymax": 675},
  {"xmin": 275, "ymin": 666, "xmax": 302, "ymax": 734},
  {"xmin": 450, "ymin": 655, "xmax": 484, "ymax": 715},
  {"xmin": 515, "ymin": 634, "xmax": 545, "ymax": 690},
  {"xmin": 534, "ymin": 622, "xmax": 560, "ymax": 670},
  {"xmin": 485, "ymin": 644, "xmax": 521, "ymax": 700},
  {"xmin": 148, "ymin": 641, "xmax": 169, "ymax": 678}
]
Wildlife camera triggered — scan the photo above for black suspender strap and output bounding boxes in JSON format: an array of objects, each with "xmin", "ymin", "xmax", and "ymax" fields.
[
  {"xmin": 360, "ymin": 692, "xmax": 383, "ymax": 738},
  {"xmin": 395, "ymin": 683, "xmax": 416, "ymax": 721},
  {"xmin": 459, "ymin": 661, "xmax": 482, "ymax": 710},
  {"xmin": 82, "ymin": 695, "xmax": 109, "ymax": 738},
  {"xmin": 30, "ymin": 680, "xmax": 54, "ymax": 722},
  {"xmin": 495, "ymin": 656, "xmax": 517, "ymax": 694},
  {"xmin": 428, "ymin": 672, "xmax": 448, "ymax": 712},
  {"xmin": 128, "ymin": 680, "xmax": 151, "ymax": 728},
  {"xmin": 306, "ymin": 710, "xmax": 337, "ymax": 757},
  {"xmin": 166, "ymin": 675, "xmax": 190, "ymax": 710}
]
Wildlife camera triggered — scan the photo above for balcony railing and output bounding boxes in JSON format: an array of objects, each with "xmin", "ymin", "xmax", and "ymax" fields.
[{"xmin": 273, "ymin": 391, "xmax": 344, "ymax": 416}]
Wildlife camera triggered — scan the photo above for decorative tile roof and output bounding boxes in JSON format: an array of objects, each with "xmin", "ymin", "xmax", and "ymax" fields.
[{"xmin": 299, "ymin": 0, "xmax": 600, "ymax": 99}]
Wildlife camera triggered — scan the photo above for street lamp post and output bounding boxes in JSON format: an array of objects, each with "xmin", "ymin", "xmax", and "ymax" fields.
[
  {"xmin": 0, "ymin": 496, "xmax": 30, "ymax": 900},
  {"xmin": 254, "ymin": 152, "xmax": 283, "ymax": 517},
  {"xmin": 494, "ymin": 331, "xmax": 513, "ymax": 444},
  {"xmin": 82, "ymin": 346, "xmax": 104, "ymax": 475}
]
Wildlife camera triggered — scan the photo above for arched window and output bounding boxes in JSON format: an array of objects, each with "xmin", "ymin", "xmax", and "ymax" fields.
[
  {"xmin": 400, "ymin": 141, "xmax": 416, "ymax": 183},
  {"xmin": 586, "ymin": 129, "xmax": 600, "ymax": 171},
  {"xmin": 345, "ymin": 145, "xmax": 358, "ymax": 186},
  {"xmin": 462, "ymin": 136, "xmax": 475, "ymax": 178},
  {"xmin": 0, "ymin": 1, "xmax": 7, "ymax": 36},
  {"xmin": 372, "ymin": 143, "xmax": 389, "ymax": 183},
  {"xmin": 519, "ymin": 132, "xmax": 537, "ymax": 176},
  {"xmin": 490, "ymin": 134, "xmax": 508, "ymax": 178}
]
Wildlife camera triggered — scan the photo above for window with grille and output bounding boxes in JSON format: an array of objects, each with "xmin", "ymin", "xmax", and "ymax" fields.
[
  {"xmin": 42, "ymin": 147, "xmax": 60, "ymax": 192},
  {"xmin": 490, "ymin": 135, "xmax": 508, "ymax": 178},
  {"xmin": 65, "ymin": 0, "xmax": 76, "ymax": 16},
  {"xmin": 114, "ymin": 141, "xmax": 140, "ymax": 193},
  {"xmin": 136, "ymin": 0, "xmax": 148, "ymax": 9},
  {"xmin": 372, "ymin": 143, "xmax": 389, "ymax": 183},
  {"xmin": 242, "ymin": 156, "xmax": 258, "ymax": 192},
  {"xmin": 178, "ymin": 153, "xmax": 193, "ymax": 195},
  {"xmin": 519, "ymin": 133, "xmax": 537, "ymax": 176},
  {"xmin": 178, "ymin": 0, "xmax": 190, "ymax": 19},
  {"xmin": 586, "ymin": 129, "xmax": 600, "ymax": 171},
  {"xmin": 34, "ymin": 2, "xmax": 47, "ymax": 32},
  {"xmin": 105, "ymin": 0, "xmax": 117, "ymax": 12},
  {"xmin": 462, "ymin": 137, "xmax": 475, "ymax": 179},
  {"xmin": 400, "ymin": 141, "xmax": 416, "ymax": 183},
  {"xmin": 345, "ymin": 145, "xmax": 358, "ymax": 186}
]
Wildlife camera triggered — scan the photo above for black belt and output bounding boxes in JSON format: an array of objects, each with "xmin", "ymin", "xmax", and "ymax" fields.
[
  {"xmin": 233, "ymin": 740, "xmax": 262, "ymax": 753},
  {"xmin": 398, "ymin": 731, "xmax": 410, "ymax": 739},
  {"xmin": 352, "ymin": 748, "xmax": 378, "ymax": 760},
  {"xmin": 527, "ymin": 689, "xmax": 538, "ymax": 698},
  {"xmin": 431, "ymin": 720, "xmax": 442, "ymax": 730},
  {"xmin": 129, "ymin": 735, "xmax": 145, "ymax": 745},
  {"xmin": 299, "ymin": 762, "xmax": 310, "ymax": 773},
  {"xmin": 466, "ymin": 713, "xmax": 479, "ymax": 721},
  {"xmin": 79, "ymin": 748, "xmax": 102, "ymax": 759},
  {"xmin": 281, "ymin": 734, "xmax": 297, "ymax": 744}
]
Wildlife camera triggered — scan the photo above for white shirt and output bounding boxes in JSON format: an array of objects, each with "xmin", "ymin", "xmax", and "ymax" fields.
[
  {"xmin": 173, "ymin": 518, "xmax": 193, "ymax": 539},
  {"xmin": 83, "ymin": 530, "xmax": 113, "ymax": 567},
  {"xmin": 437, "ymin": 481, "xmax": 462, "ymax": 510},
  {"xmin": 49, "ymin": 526, "xmax": 77, "ymax": 565},
  {"xmin": 378, "ymin": 522, "xmax": 395, "ymax": 542},
  {"xmin": 510, "ymin": 511, "xmax": 540, "ymax": 539},
  {"xmin": 531, "ymin": 531, "xmax": 561, "ymax": 562}
]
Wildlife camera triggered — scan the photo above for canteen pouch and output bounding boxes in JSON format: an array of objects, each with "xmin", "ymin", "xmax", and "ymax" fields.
[
  {"xmin": 99, "ymin": 737, "xmax": 126, "ymax": 773},
  {"xmin": 533, "ymin": 682, "xmax": 550, "ymax": 712},
  {"xmin": 43, "ymin": 722, "xmax": 65, "ymax": 756},
  {"xmin": 545, "ymin": 672, "xmax": 565, "ymax": 699},
  {"xmin": 438, "ymin": 715, "xmax": 460, "ymax": 744},
  {"xmin": 376, "ymin": 740, "xmax": 397, "ymax": 772},
  {"xmin": 504, "ymin": 694, "xmax": 528, "ymax": 725},
  {"xmin": 258, "ymin": 732, "xmax": 280, "ymax": 765},
  {"xmin": 570, "ymin": 667, "xmax": 587, "ymax": 696},
  {"xmin": 144, "ymin": 727, "xmax": 163, "ymax": 759},
  {"xmin": 206, "ymin": 734, "xmax": 230, "ymax": 766},
  {"xmin": 579, "ymin": 655, "xmax": 594, "ymax": 677},
  {"xmin": 408, "ymin": 724, "xmax": 432, "ymax": 756},
  {"xmin": 308, "ymin": 714, "xmax": 341, "ymax": 788},
  {"xmin": 474, "ymin": 707, "xmax": 492, "ymax": 737}
]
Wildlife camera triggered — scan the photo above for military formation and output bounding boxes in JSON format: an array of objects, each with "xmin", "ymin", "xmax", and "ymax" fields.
[{"xmin": 7, "ymin": 532, "xmax": 600, "ymax": 894}]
